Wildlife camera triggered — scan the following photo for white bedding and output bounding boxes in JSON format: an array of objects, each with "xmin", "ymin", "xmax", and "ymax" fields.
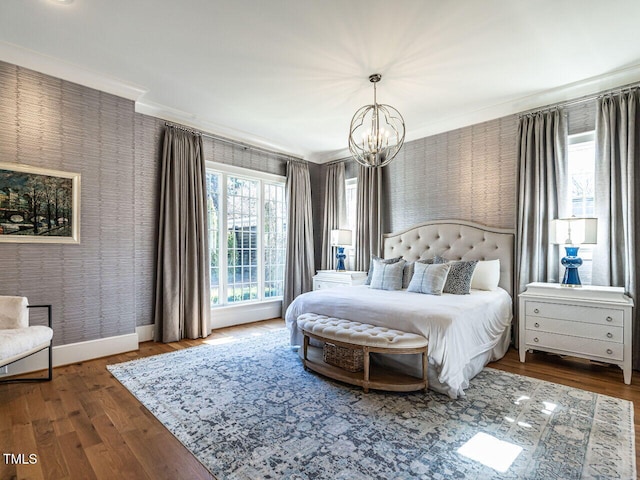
[{"xmin": 285, "ymin": 285, "xmax": 513, "ymax": 398}]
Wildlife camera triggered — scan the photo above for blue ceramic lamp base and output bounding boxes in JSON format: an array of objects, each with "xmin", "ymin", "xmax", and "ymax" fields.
[
  {"xmin": 335, "ymin": 246, "xmax": 346, "ymax": 271},
  {"xmin": 561, "ymin": 246, "xmax": 583, "ymax": 287}
]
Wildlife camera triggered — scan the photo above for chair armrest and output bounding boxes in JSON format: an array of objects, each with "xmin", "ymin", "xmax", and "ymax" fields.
[{"xmin": 27, "ymin": 305, "xmax": 52, "ymax": 328}]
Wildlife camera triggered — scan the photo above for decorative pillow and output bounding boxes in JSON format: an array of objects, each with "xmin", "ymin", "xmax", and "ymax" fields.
[
  {"xmin": 403, "ymin": 257, "xmax": 436, "ymax": 288},
  {"xmin": 431, "ymin": 255, "xmax": 449, "ymax": 264},
  {"xmin": 407, "ymin": 263, "xmax": 451, "ymax": 295},
  {"xmin": 365, "ymin": 256, "xmax": 402, "ymax": 285},
  {"xmin": 442, "ymin": 260, "xmax": 478, "ymax": 294},
  {"xmin": 470, "ymin": 259, "xmax": 501, "ymax": 291},
  {"xmin": 370, "ymin": 258, "xmax": 406, "ymax": 291}
]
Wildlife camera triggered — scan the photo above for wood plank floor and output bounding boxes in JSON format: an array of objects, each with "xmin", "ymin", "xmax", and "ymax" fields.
[{"xmin": 1, "ymin": 318, "xmax": 638, "ymax": 479}]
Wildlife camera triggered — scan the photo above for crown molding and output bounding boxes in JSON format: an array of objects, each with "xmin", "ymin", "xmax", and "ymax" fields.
[
  {"xmin": 0, "ymin": 41, "xmax": 147, "ymax": 101},
  {"xmin": 135, "ymin": 99, "xmax": 309, "ymax": 161}
]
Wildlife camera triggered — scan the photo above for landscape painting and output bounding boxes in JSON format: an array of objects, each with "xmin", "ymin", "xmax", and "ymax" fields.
[{"xmin": 0, "ymin": 163, "xmax": 80, "ymax": 244}]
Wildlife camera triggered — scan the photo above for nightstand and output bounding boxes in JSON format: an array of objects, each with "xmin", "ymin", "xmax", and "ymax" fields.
[
  {"xmin": 519, "ymin": 282, "xmax": 634, "ymax": 384},
  {"xmin": 312, "ymin": 270, "xmax": 367, "ymax": 291}
]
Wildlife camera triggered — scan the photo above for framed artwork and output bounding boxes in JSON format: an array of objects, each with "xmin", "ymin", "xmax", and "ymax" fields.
[{"xmin": 0, "ymin": 162, "xmax": 80, "ymax": 244}]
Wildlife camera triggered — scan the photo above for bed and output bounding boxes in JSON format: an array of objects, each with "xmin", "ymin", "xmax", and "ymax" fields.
[{"xmin": 285, "ymin": 220, "xmax": 514, "ymax": 398}]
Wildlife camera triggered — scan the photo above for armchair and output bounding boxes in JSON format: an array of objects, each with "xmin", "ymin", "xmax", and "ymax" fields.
[{"xmin": 0, "ymin": 296, "xmax": 53, "ymax": 383}]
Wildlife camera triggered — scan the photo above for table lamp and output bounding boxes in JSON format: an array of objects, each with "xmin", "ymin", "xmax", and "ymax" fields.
[
  {"xmin": 331, "ymin": 229, "xmax": 352, "ymax": 271},
  {"xmin": 551, "ymin": 217, "xmax": 597, "ymax": 287}
]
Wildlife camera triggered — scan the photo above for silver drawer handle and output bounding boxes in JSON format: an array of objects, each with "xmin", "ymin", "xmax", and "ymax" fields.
[
  {"xmin": 607, "ymin": 332, "xmax": 613, "ymax": 339},
  {"xmin": 606, "ymin": 316, "xmax": 613, "ymax": 322},
  {"xmin": 533, "ymin": 337, "xmax": 539, "ymax": 343},
  {"xmin": 607, "ymin": 349, "xmax": 613, "ymax": 355},
  {"xmin": 534, "ymin": 322, "xmax": 540, "ymax": 328},
  {"xmin": 533, "ymin": 308, "xmax": 540, "ymax": 314}
]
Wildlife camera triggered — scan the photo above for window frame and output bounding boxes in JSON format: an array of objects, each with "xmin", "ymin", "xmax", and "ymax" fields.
[{"xmin": 206, "ymin": 161, "xmax": 286, "ymax": 307}]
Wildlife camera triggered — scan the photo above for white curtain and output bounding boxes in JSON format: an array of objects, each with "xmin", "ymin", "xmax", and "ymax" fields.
[
  {"xmin": 593, "ymin": 89, "xmax": 639, "ymax": 368},
  {"xmin": 154, "ymin": 127, "xmax": 211, "ymax": 342},
  {"xmin": 283, "ymin": 161, "xmax": 315, "ymax": 312},
  {"xmin": 515, "ymin": 109, "xmax": 567, "ymax": 342},
  {"xmin": 354, "ymin": 164, "xmax": 383, "ymax": 272},
  {"xmin": 321, "ymin": 162, "xmax": 346, "ymax": 270}
]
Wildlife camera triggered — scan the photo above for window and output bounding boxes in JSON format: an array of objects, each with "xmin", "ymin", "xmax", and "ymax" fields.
[
  {"xmin": 565, "ymin": 131, "xmax": 596, "ymax": 284},
  {"xmin": 345, "ymin": 177, "xmax": 357, "ymax": 238},
  {"xmin": 206, "ymin": 165, "xmax": 286, "ymax": 307},
  {"xmin": 567, "ymin": 131, "xmax": 595, "ymax": 217}
]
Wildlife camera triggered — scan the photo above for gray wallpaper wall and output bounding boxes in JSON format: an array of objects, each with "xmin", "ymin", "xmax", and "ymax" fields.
[
  {"xmin": 0, "ymin": 61, "xmax": 291, "ymax": 346},
  {"xmin": 312, "ymin": 100, "xmax": 598, "ymax": 271}
]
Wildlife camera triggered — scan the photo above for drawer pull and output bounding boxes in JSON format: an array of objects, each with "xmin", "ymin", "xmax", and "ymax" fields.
[
  {"xmin": 607, "ymin": 332, "xmax": 613, "ymax": 339},
  {"xmin": 533, "ymin": 337, "xmax": 539, "ymax": 343},
  {"xmin": 533, "ymin": 308, "xmax": 540, "ymax": 314},
  {"xmin": 534, "ymin": 322, "xmax": 540, "ymax": 328},
  {"xmin": 606, "ymin": 349, "xmax": 613, "ymax": 355},
  {"xmin": 606, "ymin": 316, "xmax": 613, "ymax": 322}
]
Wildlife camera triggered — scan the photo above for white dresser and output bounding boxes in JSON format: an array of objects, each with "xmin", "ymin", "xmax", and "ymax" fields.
[
  {"xmin": 519, "ymin": 282, "xmax": 634, "ymax": 384},
  {"xmin": 312, "ymin": 270, "xmax": 367, "ymax": 291}
]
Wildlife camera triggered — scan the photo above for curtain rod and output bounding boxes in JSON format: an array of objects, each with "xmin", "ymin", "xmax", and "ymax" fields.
[
  {"xmin": 519, "ymin": 80, "xmax": 640, "ymax": 117},
  {"xmin": 164, "ymin": 122, "xmax": 305, "ymax": 163}
]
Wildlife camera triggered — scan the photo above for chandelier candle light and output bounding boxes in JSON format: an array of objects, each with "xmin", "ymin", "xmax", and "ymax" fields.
[
  {"xmin": 349, "ymin": 74, "xmax": 405, "ymax": 167},
  {"xmin": 552, "ymin": 217, "xmax": 598, "ymax": 287},
  {"xmin": 331, "ymin": 229, "xmax": 353, "ymax": 272}
]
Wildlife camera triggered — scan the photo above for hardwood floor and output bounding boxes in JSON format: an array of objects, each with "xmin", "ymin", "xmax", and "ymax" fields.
[{"xmin": 1, "ymin": 318, "xmax": 638, "ymax": 479}]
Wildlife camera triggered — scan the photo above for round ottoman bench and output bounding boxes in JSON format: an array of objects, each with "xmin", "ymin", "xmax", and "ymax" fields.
[{"xmin": 297, "ymin": 313, "xmax": 428, "ymax": 393}]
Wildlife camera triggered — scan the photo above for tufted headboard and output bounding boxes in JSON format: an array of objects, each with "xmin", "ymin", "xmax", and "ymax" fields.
[{"xmin": 383, "ymin": 220, "xmax": 515, "ymax": 296}]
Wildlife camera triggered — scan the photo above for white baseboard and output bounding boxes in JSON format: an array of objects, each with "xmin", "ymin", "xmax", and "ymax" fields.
[
  {"xmin": 211, "ymin": 300, "xmax": 282, "ymax": 330},
  {"xmin": 136, "ymin": 324, "xmax": 155, "ymax": 343},
  {"xmin": 0, "ymin": 332, "xmax": 139, "ymax": 378}
]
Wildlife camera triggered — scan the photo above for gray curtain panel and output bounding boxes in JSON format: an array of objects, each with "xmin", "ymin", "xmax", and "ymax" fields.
[
  {"xmin": 515, "ymin": 110, "xmax": 567, "ymax": 342},
  {"xmin": 321, "ymin": 162, "xmax": 346, "ymax": 270},
  {"xmin": 154, "ymin": 127, "xmax": 211, "ymax": 342},
  {"xmin": 593, "ymin": 89, "xmax": 639, "ymax": 368},
  {"xmin": 355, "ymin": 164, "xmax": 383, "ymax": 272},
  {"xmin": 283, "ymin": 161, "xmax": 315, "ymax": 312}
]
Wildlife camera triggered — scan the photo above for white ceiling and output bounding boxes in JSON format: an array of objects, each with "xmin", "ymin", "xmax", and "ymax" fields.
[{"xmin": 1, "ymin": 0, "xmax": 640, "ymax": 163}]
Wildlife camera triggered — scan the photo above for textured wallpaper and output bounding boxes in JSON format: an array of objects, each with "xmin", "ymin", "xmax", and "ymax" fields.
[{"xmin": 0, "ymin": 61, "xmax": 291, "ymax": 345}]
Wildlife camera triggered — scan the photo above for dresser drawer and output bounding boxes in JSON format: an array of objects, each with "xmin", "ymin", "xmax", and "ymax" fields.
[
  {"xmin": 314, "ymin": 280, "xmax": 343, "ymax": 290},
  {"xmin": 524, "ymin": 330, "xmax": 623, "ymax": 361},
  {"xmin": 525, "ymin": 301, "xmax": 623, "ymax": 327},
  {"xmin": 525, "ymin": 317, "xmax": 623, "ymax": 343}
]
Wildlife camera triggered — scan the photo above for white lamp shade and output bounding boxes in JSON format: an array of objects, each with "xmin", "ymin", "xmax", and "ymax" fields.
[
  {"xmin": 331, "ymin": 229, "xmax": 353, "ymax": 246},
  {"xmin": 551, "ymin": 218, "xmax": 597, "ymax": 245}
]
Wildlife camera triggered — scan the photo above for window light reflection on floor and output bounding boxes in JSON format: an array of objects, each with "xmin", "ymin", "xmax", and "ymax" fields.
[{"xmin": 457, "ymin": 432, "xmax": 523, "ymax": 473}]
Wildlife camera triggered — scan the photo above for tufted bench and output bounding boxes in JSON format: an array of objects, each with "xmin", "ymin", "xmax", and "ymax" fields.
[{"xmin": 297, "ymin": 313, "xmax": 428, "ymax": 393}]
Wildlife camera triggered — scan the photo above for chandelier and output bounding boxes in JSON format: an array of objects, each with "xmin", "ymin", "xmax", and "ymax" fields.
[{"xmin": 348, "ymin": 73, "xmax": 405, "ymax": 168}]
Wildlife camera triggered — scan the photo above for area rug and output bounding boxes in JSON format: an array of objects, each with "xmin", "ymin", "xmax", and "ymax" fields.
[{"xmin": 107, "ymin": 329, "xmax": 635, "ymax": 479}]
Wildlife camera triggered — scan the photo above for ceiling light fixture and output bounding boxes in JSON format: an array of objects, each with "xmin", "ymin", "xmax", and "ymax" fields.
[{"xmin": 348, "ymin": 74, "xmax": 405, "ymax": 168}]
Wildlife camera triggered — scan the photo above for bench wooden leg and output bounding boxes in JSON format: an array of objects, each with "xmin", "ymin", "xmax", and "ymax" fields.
[
  {"xmin": 303, "ymin": 335, "xmax": 309, "ymax": 371},
  {"xmin": 422, "ymin": 350, "xmax": 428, "ymax": 391},
  {"xmin": 363, "ymin": 346, "xmax": 370, "ymax": 393}
]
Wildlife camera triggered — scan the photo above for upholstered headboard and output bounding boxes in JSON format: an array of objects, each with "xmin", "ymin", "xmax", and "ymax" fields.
[{"xmin": 382, "ymin": 220, "xmax": 515, "ymax": 296}]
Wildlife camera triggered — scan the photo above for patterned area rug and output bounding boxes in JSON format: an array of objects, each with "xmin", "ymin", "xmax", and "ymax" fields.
[{"xmin": 107, "ymin": 329, "xmax": 635, "ymax": 479}]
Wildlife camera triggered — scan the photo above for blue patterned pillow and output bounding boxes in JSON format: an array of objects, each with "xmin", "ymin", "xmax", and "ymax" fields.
[
  {"xmin": 365, "ymin": 256, "xmax": 402, "ymax": 285},
  {"xmin": 370, "ymin": 258, "xmax": 406, "ymax": 291},
  {"xmin": 407, "ymin": 263, "xmax": 451, "ymax": 295}
]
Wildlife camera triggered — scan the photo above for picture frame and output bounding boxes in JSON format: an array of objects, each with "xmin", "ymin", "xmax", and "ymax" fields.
[{"xmin": 0, "ymin": 162, "xmax": 81, "ymax": 244}]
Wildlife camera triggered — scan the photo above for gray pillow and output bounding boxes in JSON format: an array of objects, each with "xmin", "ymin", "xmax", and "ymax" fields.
[
  {"xmin": 407, "ymin": 263, "xmax": 451, "ymax": 295},
  {"xmin": 370, "ymin": 258, "xmax": 406, "ymax": 291},
  {"xmin": 441, "ymin": 260, "xmax": 478, "ymax": 294},
  {"xmin": 365, "ymin": 256, "xmax": 402, "ymax": 285}
]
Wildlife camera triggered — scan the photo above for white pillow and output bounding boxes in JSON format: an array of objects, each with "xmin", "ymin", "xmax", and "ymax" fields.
[{"xmin": 470, "ymin": 259, "xmax": 500, "ymax": 291}]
